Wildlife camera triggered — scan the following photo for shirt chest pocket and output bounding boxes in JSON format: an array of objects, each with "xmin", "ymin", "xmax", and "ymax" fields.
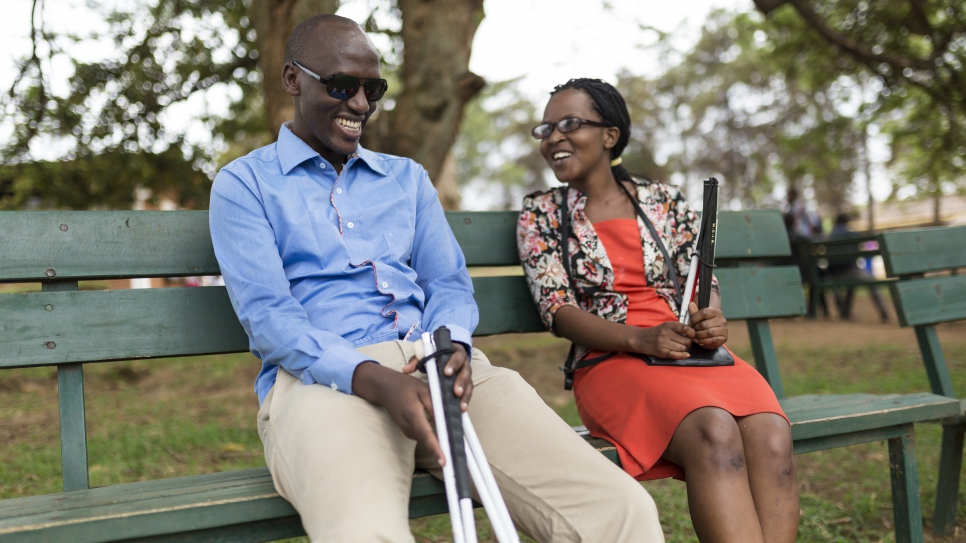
[{"xmin": 382, "ymin": 230, "xmax": 413, "ymax": 265}]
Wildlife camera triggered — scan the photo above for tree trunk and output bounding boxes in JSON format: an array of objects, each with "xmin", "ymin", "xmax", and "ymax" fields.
[
  {"xmin": 370, "ymin": 0, "xmax": 486, "ymax": 209},
  {"xmin": 252, "ymin": 0, "xmax": 341, "ymax": 139}
]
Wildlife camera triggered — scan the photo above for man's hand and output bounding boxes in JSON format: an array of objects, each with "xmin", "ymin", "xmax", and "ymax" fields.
[
  {"xmin": 688, "ymin": 302, "xmax": 728, "ymax": 349},
  {"xmin": 351, "ymin": 344, "xmax": 474, "ymax": 467},
  {"xmin": 352, "ymin": 361, "xmax": 445, "ymax": 466},
  {"xmin": 402, "ymin": 343, "xmax": 473, "ymax": 412},
  {"xmin": 631, "ymin": 322, "xmax": 695, "ymax": 359}
]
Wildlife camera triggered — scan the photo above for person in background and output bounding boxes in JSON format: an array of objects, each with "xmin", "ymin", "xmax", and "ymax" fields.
[
  {"xmin": 785, "ymin": 187, "xmax": 822, "ymax": 237},
  {"xmin": 517, "ymin": 78, "xmax": 799, "ymax": 543},
  {"xmin": 827, "ymin": 212, "xmax": 890, "ymax": 322}
]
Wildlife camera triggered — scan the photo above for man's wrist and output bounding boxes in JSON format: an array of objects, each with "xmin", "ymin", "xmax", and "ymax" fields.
[{"xmin": 351, "ymin": 361, "xmax": 388, "ymax": 404}]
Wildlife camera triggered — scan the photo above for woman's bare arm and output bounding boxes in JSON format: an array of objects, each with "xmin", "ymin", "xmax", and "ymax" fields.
[{"xmin": 552, "ymin": 305, "xmax": 695, "ymax": 360}]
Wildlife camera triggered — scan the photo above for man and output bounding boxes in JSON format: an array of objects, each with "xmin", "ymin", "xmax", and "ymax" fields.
[{"xmin": 209, "ymin": 14, "xmax": 662, "ymax": 542}]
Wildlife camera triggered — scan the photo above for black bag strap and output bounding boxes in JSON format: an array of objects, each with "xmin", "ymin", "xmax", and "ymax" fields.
[{"xmin": 614, "ymin": 180, "xmax": 683, "ymax": 302}]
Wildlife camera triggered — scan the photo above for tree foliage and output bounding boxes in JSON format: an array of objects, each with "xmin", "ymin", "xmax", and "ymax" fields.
[
  {"xmin": 754, "ymin": 0, "xmax": 966, "ymax": 220},
  {"xmin": 615, "ymin": 9, "xmax": 875, "ymax": 213},
  {"xmin": 1, "ymin": 0, "xmax": 259, "ymax": 210},
  {"xmin": 1, "ymin": 0, "xmax": 485, "ymax": 211}
]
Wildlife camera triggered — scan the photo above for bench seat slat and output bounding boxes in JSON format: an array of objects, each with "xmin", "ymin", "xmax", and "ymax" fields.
[
  {"xmin": 889, "ymin": 275, "xmax": 966, "ymax": 327},
  {"xmin": 782, "ymin": 393, "xmax": 961, "ymax": 441},
  {"xmin": 0, "ymin": 287, "xmax": 248, "ymax": 368},
  {"xmin": 0, "ymin": 211, "xmax": 219, "ymax": 282},
  {"xmin": 0, "ymin": 437, "xmax": 615, "ymax": 543}
]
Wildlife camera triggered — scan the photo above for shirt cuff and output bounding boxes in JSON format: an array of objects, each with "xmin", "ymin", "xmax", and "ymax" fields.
[
  {"xmin": 442, "ymin": 323, "xmax": 473, "ymax": 355},
  {"xmin": 303, "ymin": 344, "xmax": 374, "ymax": 395}
]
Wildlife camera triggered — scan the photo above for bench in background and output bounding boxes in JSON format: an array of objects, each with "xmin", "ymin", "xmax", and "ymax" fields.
[
  {"xmin": 797, "ymin": 233, "xmax": 893, "ymax": 319},
  {"xmin": 879, "ymin": 225, "xmax": 966, "ymax": 536},
  {"xmin": 0, "ymin": 209, "xmax": 959, "ymax": 543}
]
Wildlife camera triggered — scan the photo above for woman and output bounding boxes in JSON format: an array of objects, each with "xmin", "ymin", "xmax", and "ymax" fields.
[{"xmin": 516, "ymin": 78, "xmax": 799, "ymax": 543}]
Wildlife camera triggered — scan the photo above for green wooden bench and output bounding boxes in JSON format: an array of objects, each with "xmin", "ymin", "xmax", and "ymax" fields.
[
  {"xmin": 798, "ymin": 233, "xmax": 894, "ymax": 319},
  {"xmin": 878, "ymin": 225, "xmax": 966, "ymax": 536},
  {"xmin": 0, "ymin": 209, "xmax": 959, "ymax": 543}
]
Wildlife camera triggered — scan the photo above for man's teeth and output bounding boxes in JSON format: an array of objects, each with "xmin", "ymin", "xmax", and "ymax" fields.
[
  {"xmin": 337, "ymin": 118, "xmax": 362, "ymax": 131},
  {"xmin": 552, "ymin": 151, "xmax": 572, "ymax": 160}
]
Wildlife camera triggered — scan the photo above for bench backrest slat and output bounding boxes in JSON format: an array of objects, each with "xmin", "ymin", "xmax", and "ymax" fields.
[
  {"xmin": 716, "ymin": 267, "xmax": 807, "ymax": 320},
  {"xmin": 878, "ymin": 226, "xmax": 966, "ymax": 277},
  {"xmin": 889, "ymin": 275, "xmax": 966, "ymax": 327},
  {"xmin": 0, "ymin": 211, "xmax": 219, "ymax": 282},
  {"xmin": 715, "ymin": 210, "xmax": 791, "ymax": 260},
  {"xmin": 473, "ymin": 276, "xmax": 545, "ymax": 335},
  {"xmin": 447, "ymin": 212, "xmax": 520, "ymax": 267},
  {"xmin": 0, "ymin": 287, "xmax": 248, "ymax": 369}
]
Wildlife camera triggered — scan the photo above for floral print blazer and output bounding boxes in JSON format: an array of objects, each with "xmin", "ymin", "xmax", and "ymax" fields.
[{"xmin": 516, "ymin": 178, "xmax": 717, "ymax": 350}]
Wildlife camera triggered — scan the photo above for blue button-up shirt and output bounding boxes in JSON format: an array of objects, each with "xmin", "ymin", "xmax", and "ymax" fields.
[{"xmin": 209, "ymin": 125, "xmax": 478, "ymax": 404}]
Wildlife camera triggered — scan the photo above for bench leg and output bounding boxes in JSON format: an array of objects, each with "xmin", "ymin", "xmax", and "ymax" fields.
[
  {"xmin": 888, "ymin": 428, "xmax": 924, "ymax": 543},
  {"xmin": 933, "ymin": 423, "xmax": 964, "ymax": 536}
]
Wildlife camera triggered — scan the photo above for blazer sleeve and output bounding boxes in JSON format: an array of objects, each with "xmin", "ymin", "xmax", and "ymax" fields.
[{"xmin": 517, "ymin": 192, "xmax": 579, "ymax": 331}]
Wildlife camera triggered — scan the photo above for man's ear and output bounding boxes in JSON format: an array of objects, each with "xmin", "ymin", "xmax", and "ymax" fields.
[
  {"xmin": 603, "ymin": 126, "xmax": 620, "ymax": 150},
  {"xmin": 282, "ymin": 63, "xmax": 301, "ymax": 97}
]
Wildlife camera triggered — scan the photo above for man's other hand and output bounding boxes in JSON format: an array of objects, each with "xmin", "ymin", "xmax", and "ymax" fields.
[{"xmin": 402, "ymin": 343, "xmax": 473, "ymax": 411}]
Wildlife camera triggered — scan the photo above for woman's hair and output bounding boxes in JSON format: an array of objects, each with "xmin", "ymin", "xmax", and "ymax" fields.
[{"xmin": 550, "ymin": 78, "xmax": 632, "ymax": 182}]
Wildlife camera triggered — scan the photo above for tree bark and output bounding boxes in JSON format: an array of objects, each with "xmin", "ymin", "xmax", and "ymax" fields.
[
  {"xmin": 252, "ymin": 0, "xmax": 341, "ymax": 139},
  {"xmin": 369, "ymin": 0, "xmax": 486, "ymax": 209}
]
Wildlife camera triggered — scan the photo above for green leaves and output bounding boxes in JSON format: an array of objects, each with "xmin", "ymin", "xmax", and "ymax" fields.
[{"xmin": 1, "ymin": 0, "xmax": 259, "ymax": 210}]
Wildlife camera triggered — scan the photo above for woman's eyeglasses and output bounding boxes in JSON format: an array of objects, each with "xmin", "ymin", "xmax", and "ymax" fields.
[
  {"xmin": 531, "ymin": 117, "xmax": 611, "ymax": 139},
  {"xmin": 292, "ymin": 60, "xmax": 389, "ymax": 102}
]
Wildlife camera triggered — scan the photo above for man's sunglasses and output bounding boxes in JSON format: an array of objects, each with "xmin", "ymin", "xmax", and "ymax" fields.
[
  {"xmin": 292, "ymin": 60, "xmax": 389, "ymax": 102},
  {"xmin": 531, "ymin": 117, "xmax": 611, "ymax": 140}
]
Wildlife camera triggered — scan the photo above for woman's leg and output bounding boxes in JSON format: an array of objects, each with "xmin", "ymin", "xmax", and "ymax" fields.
[
  {"xmin": 736, "ymin": 413, "xmax": 800, "ymax": 543},
  {"xmin": 662, "ymin": 407, "xmax": 764, "ymax": 543}
]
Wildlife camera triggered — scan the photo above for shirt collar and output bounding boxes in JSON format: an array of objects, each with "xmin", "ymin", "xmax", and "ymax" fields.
[{"xmin": 276, "ymin": 122, "xmax": 386, "ymax": 177}]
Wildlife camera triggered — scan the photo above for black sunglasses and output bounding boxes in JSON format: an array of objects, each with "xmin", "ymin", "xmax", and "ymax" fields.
[
  {"xmin": 292, "ymin": 60, "xmax": 389, "ymax": 102},
  {"xmin": 531, "ymin": 117, "xmax": 611, "ymax": 139}
]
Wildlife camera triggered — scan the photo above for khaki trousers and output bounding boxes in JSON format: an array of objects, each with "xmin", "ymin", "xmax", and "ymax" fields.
[{"xmin": 257, "ymin": 340, "xmax": 663, "ymax": 542}]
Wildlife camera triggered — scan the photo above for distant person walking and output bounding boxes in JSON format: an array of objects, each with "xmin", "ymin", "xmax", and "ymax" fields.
[
  {"xmin": 785, "ymin": 188, "xmax": 822, "ymax": 237},
  {"xmin": 827, "ymin": 212, "xmax": 890, "ymax": 322}
]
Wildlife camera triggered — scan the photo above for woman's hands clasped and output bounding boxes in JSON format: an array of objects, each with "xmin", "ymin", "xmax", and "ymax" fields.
[
  {"xmin": 688, "ymin": 301, "xmax": 728, "ymax": 350},
  {"xmin": 630, "ymin": 302, "xmax": 728, "ymax": 359}
]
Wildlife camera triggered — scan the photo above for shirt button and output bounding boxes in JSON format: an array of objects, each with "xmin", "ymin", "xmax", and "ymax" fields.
[
  {"xmin": 381, "ymin": 281, "xmax": 389, "ymax": 289},
  {"xmin": 347, "ymin": 221, "xmax": 354, "ymax": 229},
  {"xmin": 330, "ymin": 382, "xmax": 339, "ymax": 391},
  {"xmin": 336, "ymin": 188, "xmax": 343, "ymax": 194},
  {"xmin": 319, "ymin": 162, "xmax": 326, "ymax": 169}
]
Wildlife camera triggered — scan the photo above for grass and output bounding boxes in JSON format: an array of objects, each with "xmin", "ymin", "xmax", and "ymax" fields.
[{"xmin": 2, "ymin": 296, "xmax": 966, "ymax": 542}]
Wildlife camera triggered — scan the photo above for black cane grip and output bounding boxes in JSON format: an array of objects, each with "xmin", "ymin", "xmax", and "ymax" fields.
[{"xmin": 433, "ymin": 327, "xmax": 471, "ymax": 500}]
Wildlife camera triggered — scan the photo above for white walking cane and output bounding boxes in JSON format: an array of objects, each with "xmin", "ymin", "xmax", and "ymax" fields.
[{"xmin": 421, "ymin": 327, "xmax": 520, "ymax": 543}]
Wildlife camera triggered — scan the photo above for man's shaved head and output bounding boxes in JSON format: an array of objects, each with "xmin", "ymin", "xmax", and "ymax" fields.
[{"xmin": 284, "ymin": 14, "xmax": 363, "ymax": 64}]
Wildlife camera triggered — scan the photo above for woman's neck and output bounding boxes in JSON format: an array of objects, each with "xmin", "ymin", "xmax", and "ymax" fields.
[{"xmin": 571, "ymin": 164, "xmax": 637, "ymax": 223}]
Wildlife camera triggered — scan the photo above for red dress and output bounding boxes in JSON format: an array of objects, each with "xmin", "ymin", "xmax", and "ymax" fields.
[{"xmin": 573, "ymin": 219, "xmax": 788, "ymax": 481}]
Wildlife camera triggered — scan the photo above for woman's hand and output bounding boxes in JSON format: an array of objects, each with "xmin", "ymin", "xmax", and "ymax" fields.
[
  {"xmin": 688, "ymin": 302, "xmax": 728, "ymax": 349},
  {"xmin": 631, "ymin": 321, "xmax": 695, "ymax": 360}
]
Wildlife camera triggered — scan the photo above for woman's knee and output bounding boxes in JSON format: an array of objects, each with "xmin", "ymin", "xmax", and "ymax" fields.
[
  {"xmin": 742, "ymin": 415, "xmax": 796, "ymax": 482},
  {"xmin": 675, "ymin": 408, "xmax": 746, "ymax": 471}
]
